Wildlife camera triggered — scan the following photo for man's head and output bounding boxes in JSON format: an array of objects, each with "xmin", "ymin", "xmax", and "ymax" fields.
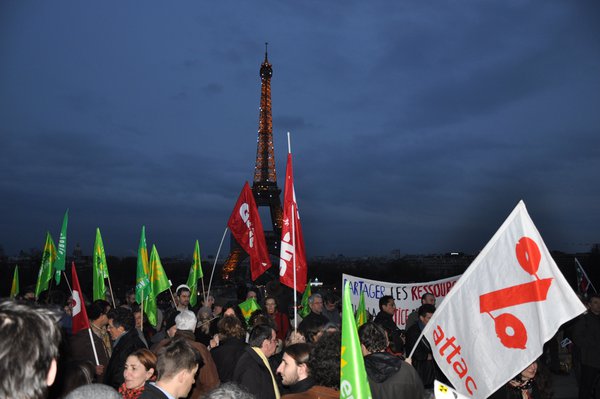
[
  {"xmin": 246, "ymin": 289, "xmax": 258, "ymax": 300},
  {"xmin": 0, "ymin": 300, "xmax": 62, "ymax": 399},
  {"xmin": 378, "ymin": 295, "xmax": 396, "ymax": 315},
  {"xmin": 107, "ymin": 307, "xmax": 135, "ymax": 341},
  {"xmin": 324, "ymin": 293, "xmax": 338, "ymax": 312},
  {"xmin": 125, "ymin": 289, "xmax": 136, "ymax": 307},
  {"xmin": 276, "ymin": 343, "xmax": 311, "ymax": 386},
  {"xmin": 175, "ymin": 310, "xmax": 197, "ymax": 332},
  {"xmin": 421, "ymin": 293, "xmax": 436, "ymax": 306},
  {"xmin": 418, "ymin": 304, "xmax": 436, "ymax": 325},
  {"xmin": 248, "ymin": 324, "xmax": 277, "ymax": 358},
  {"xmin": 88, "ymin": 300, "xmax": 110, "ymax": 326},
  {"xmin": 176, "ymin": 285, "xmax": 191, "ymax": 308},
  {"xmin": 308, "ymin": 293, "xmax": 323, "ymax": 315},
  {"xmin": 358, "ymin": 322, "xmax": 388, "ymax": 355},
  {"xmin": 308, "ymin": 331, "xmax": 340, "ymax": 389},
  {"xmin": 588, "ymin": 293, "xmax": 600, "ymax": 315},
  {"xmin": 156, "ymin": 337, "xmax": 202, "ymax": 398}
]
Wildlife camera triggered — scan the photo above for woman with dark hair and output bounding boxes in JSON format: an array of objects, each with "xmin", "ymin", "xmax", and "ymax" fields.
[
  {"xmin": 118, "ymin": 349, "xmax": 157, "ymax": 399},
  {"xmin": 489, "ymin": 360, "xmax": 552, "ymax": 399},
  {"xmin": 210, "ymin": 315, "xmax": 249, "ymax": 383}
]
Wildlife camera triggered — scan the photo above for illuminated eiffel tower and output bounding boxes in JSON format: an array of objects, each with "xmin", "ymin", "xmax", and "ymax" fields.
[{"xmin": 222, "ymin": 45, "xmax": 283, "ymax": 280}]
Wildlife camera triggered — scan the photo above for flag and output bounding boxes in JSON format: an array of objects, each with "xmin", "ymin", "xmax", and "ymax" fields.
[
  {"xmin": 238, "ymin": 297, "xmax": 261, "ymax": 322},
  {"xmin": 10, "ymin": 265, "xmax": 19, "ymax": 299},
  {"xmin": 54, "ymin": 209, "xmax": 69, "ymax": 284},
  {"xmin": 227, "ymin": 182, "xmax": 271, "ymax": 280},
  {"xmin": 186, "ymin": 240, "xmax": 204, "ymax": 307},
  {"xmin": 434, "ymin": 380, "xmax": 469, "ymax": 399},
  {"xmin": 145, "ymin": 245, "xmax": 170, "ymax": 327},
  {"xmin": 419, "ymin": 201, "xmax": 586, "ymax": 398},
  {"xmin": 279, "ymin": 153, "xmax": 308, "ymax": 292},
  {"xmin": 71, "ymin": 262, "xmax": 91, "ymax": 334},
  {"xmin": 35, "ymin": 232, "xmax": 57, "ymax": 298},
  {"xmin": 575, "ymin": 258, "xmax": 597, "ymax": 297},
  {"xmin": 92, "ymin": 228, "xmax": 110, "ymax": 301},
  {"xmin": 355, "ymin": 290, "xmax": 368, "ymax": 328},
  {"xmin": 299, "ymin": 280, "xmax": 312, "ymax": 318},
  {"xmin": 135, "ymin": 226, "xmax": 151, "ymax": 304},
  {"xmin": 340, "ymin": 281, "xmax": 372, "ymax": 399}
]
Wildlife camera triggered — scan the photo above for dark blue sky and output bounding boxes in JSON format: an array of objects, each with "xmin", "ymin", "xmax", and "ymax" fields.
[{"xmin": 1, "ymin": 2, "xmax": 599, "ymax": 258}]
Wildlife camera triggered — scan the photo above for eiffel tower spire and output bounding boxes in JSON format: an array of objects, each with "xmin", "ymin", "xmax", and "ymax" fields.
[{"xmin": 222, "ymin": 45, "xmax": 283, "ymax": 280}]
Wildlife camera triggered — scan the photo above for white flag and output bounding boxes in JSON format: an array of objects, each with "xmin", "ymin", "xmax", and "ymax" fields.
[{"xmin": 421, "ymin": 201, "xmax": 585, "ymax": 398}]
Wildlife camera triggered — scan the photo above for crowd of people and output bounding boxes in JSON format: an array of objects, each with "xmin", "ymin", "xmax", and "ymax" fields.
[{"xmin": 1, "ymin": 283, "xmax": 599, "ymax": 399}]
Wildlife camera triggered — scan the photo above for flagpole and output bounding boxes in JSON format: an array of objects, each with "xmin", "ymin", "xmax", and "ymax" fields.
[
  {"xmin": 140, "ymin": 297, "xmax": 144, "ymax": 333},
  {"xmin": 62, "ymin": 271, "xmax": 73, "ymax": 293},
  {"xmin": 207, "ymin": 227, "xmax": 228, "ymax": 300},
  {"xmin": 167, "ymin": 281, "xmax": 177, "ymax": 309},
  {"xmin": 201, "ymin": 277, "xmax": 207, "ymax": 305},
  {"xmin": 106, "ymin": 274, "xmax": 116, "ymax": 308},
  {"xmin": 87, "ymin": 328, "xmax": 100, "ymax": 366},
  {"xmin": 287, "ymin": 132, "xmax": 299, "ymax": 331},
  {"xmin": 576, "ymin": 257, "xmax": 598, "ymax": 293}
]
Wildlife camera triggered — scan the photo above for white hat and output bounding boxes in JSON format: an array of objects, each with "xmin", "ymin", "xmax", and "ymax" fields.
[{"xmin": 175, "ymin": 310, "xmax": 197, "ymax": 332}]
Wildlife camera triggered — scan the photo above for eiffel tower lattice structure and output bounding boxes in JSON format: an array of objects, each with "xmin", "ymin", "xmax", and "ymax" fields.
[{"xmin": 222, "ymin": 45, "xmax": 283, "ymax": 280}]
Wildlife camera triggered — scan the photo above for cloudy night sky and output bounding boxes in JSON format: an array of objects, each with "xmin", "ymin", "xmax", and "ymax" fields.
[{"xmin": 1, "ymin": 2, "xmax": 599, "ymax": 259}]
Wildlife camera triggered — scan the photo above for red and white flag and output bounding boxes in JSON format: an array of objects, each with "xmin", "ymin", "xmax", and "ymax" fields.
[
  {"xmin": 279, "ymin": 153, "xmax": 307, "ymax": 293},
  {"xmin": 71, "ymin": 262, "xmax": 90, "ymax": 334},
  {"xmin": 420, "ymin": 201, "xmax": 585, "ymax": 398},
  {"xmin": 228, "ymin": 182, "xmax": 271, "ymax": 281}
]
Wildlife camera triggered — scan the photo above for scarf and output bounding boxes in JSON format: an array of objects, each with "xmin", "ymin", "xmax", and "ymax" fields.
[{"xmin": 118, "ymin": 383, "xmax": 145, "ymax": 399}]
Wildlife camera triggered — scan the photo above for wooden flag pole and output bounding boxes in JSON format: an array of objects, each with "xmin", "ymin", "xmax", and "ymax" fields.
[
  {"xmin": 167, "ymin": 281, "xmax": 177, "ymax": 309},
  {"xmin": 106, "ymin": 274, "xmax": 116, "ymax": 308},
  {"xmin": 200, "ymin": 277, "xmax": 207, "ymax": 305},
  {"xmin": 140, "ymin": 297, "xmax": 144, "ymax": 333},
  {"xmin": 62, "ymin": 271, "xmax": 73, "ymax": 294},
  {"xmin": 206, "ymin": 227, "xmax": 228, "ymax": 300}
]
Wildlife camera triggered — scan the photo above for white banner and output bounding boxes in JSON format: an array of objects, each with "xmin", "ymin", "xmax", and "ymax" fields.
[{"xmin": 341, "ymin": 273, "xmax": 460, "ymax": 329}]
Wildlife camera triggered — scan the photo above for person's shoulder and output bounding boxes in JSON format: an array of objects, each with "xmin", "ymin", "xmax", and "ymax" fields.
[{"xmin": 139, "ymin": 383, "xmax": 169, "ymax": 399}]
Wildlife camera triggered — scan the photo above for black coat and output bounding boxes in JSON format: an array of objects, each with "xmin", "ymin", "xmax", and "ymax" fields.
[
  {"xmin": 104, "ymin": 329, "xmax": 147, "ymax": 389},
  {"xmin": 232, "ymin": 346, "xmax": 278, "ymax": 399},
  {"xmin": 138, "ymin": 382, "xmax": 169, "ymax": 399},
  {"xmin": 210, "ymin": 337, "xmax": 248, "ymax": 383},
  {"xmin": 364, "ymin": 352, "xmax": 424, "ymax": 399}
]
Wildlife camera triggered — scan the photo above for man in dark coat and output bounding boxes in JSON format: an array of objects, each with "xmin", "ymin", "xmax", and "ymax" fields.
[
  {"xmin": 298, "ymin": 293, "xmax": 329, "ymax": 342},
  {"xmin": 374, "ymin": 295, "xmax": 405, "ymax": 354},
  {"xmin": 232, "ymin": 325, "xmax": 279, "ymax": 399},
  {"xmin": 405, "ymin": 304, "xmax": 436, "ymax": 389},
  {"xmin": 359, "ymin": 322, "xmax": 424, "ymax": 399},
  {"xmin": 572, "ymin": 293, "xmax": 600, "ymax": 399},
  {"xmin": 104, "ymin": 307, "xmax": 147, "ymax": 389},
  {"xmin": 210, "ymin": 315, "xmax": 248, "ymax": 382}
]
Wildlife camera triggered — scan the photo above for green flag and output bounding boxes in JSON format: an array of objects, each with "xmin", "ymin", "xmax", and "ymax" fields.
[
  {"xmin": 135, "ymin": 226, "xmax": 151, "ymax": 304},
  {"xmin": 355, "ymin": 290, "xmax": 368, "ymax": 328},
  {"xmin": 54, "ymin": 209, "xmax": 69, "ymax": 284},
  {"xmin": 10, "ymin": 265, "xmax": 20, "ymax": 299},
  {"xmin": 92, "ymin": 228, "xmax": 110, "ymax": 301},
  {"xmin": 186, "ymin": 240, "xmax": 204, "ymax": 307},
  {"xmin": 145, "ymin": 245, "xmax": 170, "ymax": 327},
  {"xmin": 238, "ymin": 297, "xmax": 261, "ymax": 322},
  {"xmin": 35, "ymin": 232, "xmax": 57, "ymax": 298},
  {"xmin": 341, "ymin": 281, "xmax": 372, "ymax": 399},
  {"xmin": 299, "ymin": 280, "xmax": 312, "ymax": 318}
]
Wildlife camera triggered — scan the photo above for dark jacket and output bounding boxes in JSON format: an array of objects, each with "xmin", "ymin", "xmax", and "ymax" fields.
[
  {"xmin": 405, "ymin": 321, "xmax": 435, "ymax": 388},
  {"xmin": 104, "ymin": 329, "xmax": 147, "ymax": 389},
  {"xmin": 211, "ymin": 337, "xmax": 248, "ymax": 383},
  {"xmin": 138, "ymin": 382, "xmax": 169, "ymax": 399},
  {"xmin": 232, "ymin": 346, "xmax": 278, "ymax": 399},
  {"xmin": 67, "ymin": 328, "xmax": 110, "ymax": 371},
  {"xmin": 572, "ymin": 311, "xmax": 600, "ymax": 368},
  {"xmin": 364, "ymin": 352, "xmax": 424, "ymax": 399},
  {"xmin": 374, "ymin": 311, "xmax": 404, "ymax": 353}
]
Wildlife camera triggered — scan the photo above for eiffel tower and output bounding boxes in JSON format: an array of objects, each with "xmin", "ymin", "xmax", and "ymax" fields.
[{"xmin": 222, "ymin": 45, "xmax": 283, "ymax": 280}]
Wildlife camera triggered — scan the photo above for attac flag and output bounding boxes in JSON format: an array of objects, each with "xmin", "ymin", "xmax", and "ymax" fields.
[
  {"xmin": 54, "ymin": 209, "xmax": 69, "ymax": 284},
  {"xmin": 340, "ymin": 281, "xmax": 372, "ymax": 399},
  {"xmin": 355, "ymin": 290, "xmax": 368, "ymax": 328},
  {"xmin": 299, "ymin": 280, "xmax": 312, "ymax": 318},
  {"xmin": 418, "ymin": 201, "xmax": 586, "ymax": 398},
  {"xmin": 238, "ymin": 297, "xmax": 261, "ymax": 322},
  {"xmin": 279, "ymin": 153, "xmax": 307, "ymax": 292},
  {"xmin": 92, "ymin": 228, "xmax": 110, "ymax": 301},
  {"xmin": 227, "ymin": 182, "xmax": 271, "ymax": 281},
  {"xmin": 575, "ymin": 258, "xmax": 597, "ymax": 297},
  {"xmin": 35, "ymin": 232, "xmax": 57, "ymax": 298},
  {"xmin": 71, "ymin": 262, "xmax": 91, "ymax": 334},
  {"xmin": 135, "ymin": 226, "xmax": 151, "ymax": 304},
  {"xmin": 145, "ymin": 245, "xmax": 170, "ymax": 327},
  {"xmin": 186, "ymin": 240, "xmax": 204, "ymax": 307},
  {"xmin": 10, "ymin": 265, "xmax": 19, "ymax": 299}
]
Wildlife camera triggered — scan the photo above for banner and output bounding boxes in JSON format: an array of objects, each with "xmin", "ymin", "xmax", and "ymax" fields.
[{"xmin": 342, "ymin": 273, "xmax": 460, "ymax": 329}]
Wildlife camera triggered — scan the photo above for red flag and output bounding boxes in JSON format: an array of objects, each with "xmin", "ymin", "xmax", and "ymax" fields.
[
  {"xmin": 71, "ymin": 262, "xmax": 90, "ymax": 334},
  {"xmin": 279, "ymin": 153, "xmax": 307, "ymax": 292},
  {"xmin": 227, "ymin": 182, "xmax": 271, "ymax": 280}
]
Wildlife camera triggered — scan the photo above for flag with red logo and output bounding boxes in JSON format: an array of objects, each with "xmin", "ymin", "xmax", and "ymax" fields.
[
  {"xmin": 279, "ymin": 153, "xmax": 307, "ymax": 293},
  {"xmin": 575, "ymin": 258, "xmax": 597, "ymax": 297},
  {"xmin": 227, "ymin": 182, "xmax": 271, "ymax": 281},
  {"xmin": 418, "ymin": 201, "xmax": 585, "ymax": 398},
  {"xmin": 71, "ymin": 262, "xmax": 91, "ymax": 334}
]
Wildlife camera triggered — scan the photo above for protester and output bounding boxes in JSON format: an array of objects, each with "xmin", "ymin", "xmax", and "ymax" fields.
[
  {"xmin": 60, "ymin": 360, "xmax": 96, "ymax": 397},
  {"xmin": 119, "ymin": 349, "xmax": 157, "ymax": 399},
  {"xmin": 0, "ymin": 300, "xmax": 62, "ymax": 399},
  {"xmin": 489, "ymin": 360, "xmax": 552, "ymax": 399},
  {"xmin": 232, "ymin": 324, "xmax": 280, "ymax": 399},
  {"xmin": 405, "ymin": 304, "xmax": 436, "ymax": 389},
  {"xmin": 297, "ymin": 294, "xmax": 329, "ymax": 343},
  {"xmin": 64, "ymin": 383, "xmax": 121, "ymax": 399},
  {"xmin": 139, "ymin": 338, "xmax": 201, "ymax": 399},
  {"xmin": 176, "ymin": 285, "xmax": 192, "ymax": 312},
  {"xmin": 204, "ymin": 382, "xmax": 256, "ymax": 399},
  {"xmin": 359, "ymin": 322, "xmax": 424, "ymax": 399},
  {"xmin": 195, "ymin": 306, "xmax": 213, "ymax": 346},
  {"xmin": 405, "ymin": 293, "xmax": 436, "ymax": 330},
  {"xmin": 104, "ymin": 307, "xmax": 147, "ymax": 389},
  {"xmin": 276, "ymin": 343, "xmax": 315, "ymax": 395},
  {"xmin": 265, "ymin": 296, "xmax": 290, "ymax": 342},
  {"xmin": 210, "ymin": 316, "xmax": 249, "ymax": 383},
  {"xmin": 572, "ymin": 292, "xmax": 600, "ymax": 399},
  {"xmin": 373, "ymin": 295, "xmax": 405, "ymax": 354},
  {"xmin": 321, "ymin": 292, "xmax": 341, "ymax": 327}
]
